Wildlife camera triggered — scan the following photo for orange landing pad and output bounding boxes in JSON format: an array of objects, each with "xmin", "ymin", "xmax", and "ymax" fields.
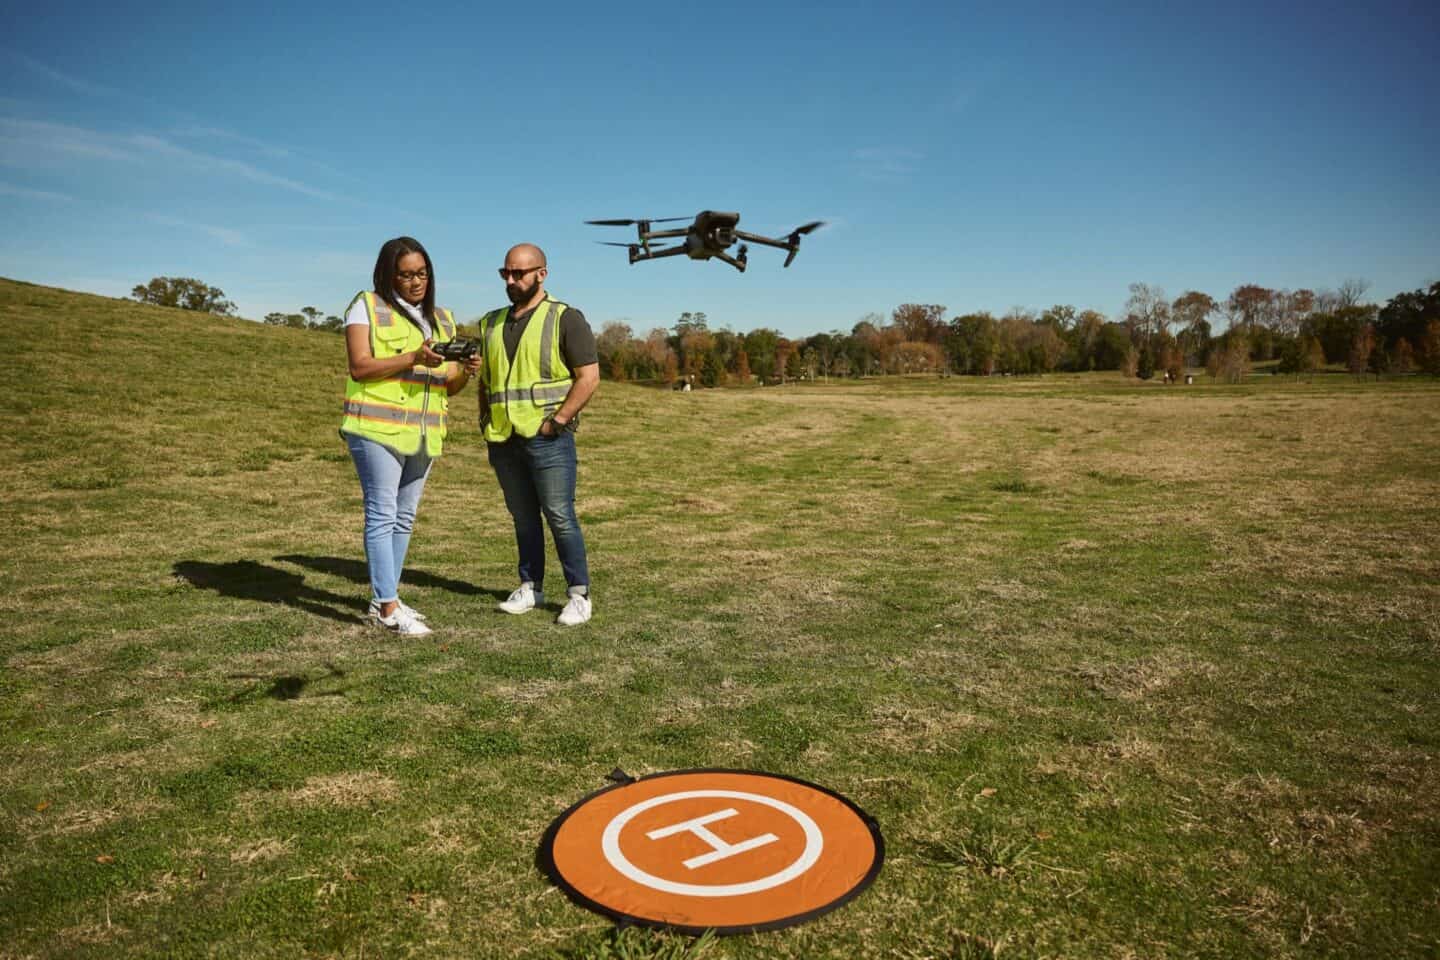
[{"xmin": 538, "ymin": 769, "xmax": 884, "ymax": 935}]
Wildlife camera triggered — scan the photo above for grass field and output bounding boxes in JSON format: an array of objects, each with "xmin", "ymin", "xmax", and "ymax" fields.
[{"xmin": 2, "ymin": 276, "xmax": 1438, "ymax": 959}]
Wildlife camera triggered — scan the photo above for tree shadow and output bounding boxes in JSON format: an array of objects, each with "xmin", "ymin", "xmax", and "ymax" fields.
[
  {"xmin": 274, "ymin": 554, "xmax": 508, "ymax": 603},
  {"xmin": 172, "ymin": 559, "xmax": 365, "ymax": 624}
]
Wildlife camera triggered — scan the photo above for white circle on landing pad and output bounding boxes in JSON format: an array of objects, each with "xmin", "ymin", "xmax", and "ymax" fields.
[{"xmin": 600, "ymin": 789, "xmax": 823, "ymax": 897}]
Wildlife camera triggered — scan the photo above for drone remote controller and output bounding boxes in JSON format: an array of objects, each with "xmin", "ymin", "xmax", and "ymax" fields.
[{"xmin": 431, "ymin": 338, "xmax": 480, "ymax": 362}]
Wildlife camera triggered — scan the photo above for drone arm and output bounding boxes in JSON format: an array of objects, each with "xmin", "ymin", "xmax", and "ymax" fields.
[
  {"xmin": 732, "ymin": 230, "xmax": 790, "ymax": 250},
  {"xmin": 632, "ymin": 245, "xmax": 691, "ymax": 263},
  {"xmin": 640, "ymin": 228, "xmax": 689, "ymax": 241}
]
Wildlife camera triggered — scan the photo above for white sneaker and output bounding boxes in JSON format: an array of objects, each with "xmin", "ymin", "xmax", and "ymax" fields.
[
  {"xmin": 498, "ymin": 583, "xmax": 542, "ymax": 615},
  {"xmin": 372, "ymin": 605, "xmax": 433, "ymax": 637},
  {"xmin": 369, "ymin": 598, "xmax": 426, "ymax": 622},
  {"xmin": 557, "ymin": 592, "xmax": 592, "ymax": 626}
]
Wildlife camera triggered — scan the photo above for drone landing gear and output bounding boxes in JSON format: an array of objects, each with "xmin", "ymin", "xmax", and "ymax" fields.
[{"xmin": 714, "ymin": 245, "xmax": 747, "ymax": 272}]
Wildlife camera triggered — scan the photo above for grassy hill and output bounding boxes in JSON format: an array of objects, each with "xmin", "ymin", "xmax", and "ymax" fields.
[{"xmin": 2, "ymin": 277, "xmax": 1438, "ymax": 958}]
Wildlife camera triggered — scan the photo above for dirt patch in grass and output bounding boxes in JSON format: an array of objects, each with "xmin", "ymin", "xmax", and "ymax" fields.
[
  {"xmin": 229, "ymin": 837, "xmax": 292, "ymax": 864},
  {"xmin": 492, "ymin": 679, "xmax": 571, "ymax": 705},
  {"xmin": 1072, "ymin": 648, "xmax": 1222, "ymax": 701},
  {"xmin": 285, "ymin": 771, "xmax": 400, "ymax": 807},
  {"xmin": 15, "ymin": 802, "xmax": 152, "ymax": 842},
  {"xmin": 868, "ymin": 703, "xmax": 988, "ymax": 753}
]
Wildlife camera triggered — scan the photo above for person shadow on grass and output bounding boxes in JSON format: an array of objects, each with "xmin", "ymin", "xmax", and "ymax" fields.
[
  {"xmin": 172, "ymin": 559, "xmax": 365, "ymax": 624},
  {"xmin": 273, "ymin": 554, "xmax": 512, "ymax": 605}
]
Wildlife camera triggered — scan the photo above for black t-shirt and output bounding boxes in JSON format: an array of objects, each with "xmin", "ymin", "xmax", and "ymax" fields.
[{"xmin": 499, "ymin": 301, "xmax": 598, "ymax": 370}]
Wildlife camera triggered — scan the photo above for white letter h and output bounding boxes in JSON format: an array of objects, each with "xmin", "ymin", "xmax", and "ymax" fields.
[{"xmin": 646, "ymin": 808, "xmax": 779, "ymax": 870}]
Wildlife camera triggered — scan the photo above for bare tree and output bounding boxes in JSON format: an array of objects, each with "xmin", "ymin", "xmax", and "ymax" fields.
[
  {"xmin": 1124, "ymin": 283, "xmax": 1171, "ymax": 343},
  {"xmin": 1122, "ymin": 344, "xmax": 1139, "ymax": 379},
  {"xmin": 1221, "ymin": 339, "xmax": 1251, "ymax": 384},
  {"xmin": 1265, "ymin": 289, "xmax": 1314, "ymax": 337},
  {"xmin": 1338, "ymin": 278, "xmax": 1371, "ymax": 309}
]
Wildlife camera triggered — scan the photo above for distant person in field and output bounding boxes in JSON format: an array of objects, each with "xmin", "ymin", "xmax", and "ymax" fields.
[
  {"xmin": 476, "ymin": 243, "xmax": 599, "ymax": 626},
  {"xmin": 339, "ymin": 236, "xmax": 482, "ymax": 636}
]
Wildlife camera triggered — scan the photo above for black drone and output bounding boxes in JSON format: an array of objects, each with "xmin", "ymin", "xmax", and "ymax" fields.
[{"xmin": 587, "ymin": 210, "xmax": 824, "ymax": 272}]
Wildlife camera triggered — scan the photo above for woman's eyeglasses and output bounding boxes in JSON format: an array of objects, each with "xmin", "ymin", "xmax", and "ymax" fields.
[{"xmin": 396, "ymin": 269, "xmax": 429, "ymax": 283}]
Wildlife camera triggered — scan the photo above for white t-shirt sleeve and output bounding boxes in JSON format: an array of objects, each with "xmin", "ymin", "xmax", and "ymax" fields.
[{"xmin": 344, "ymin": 297, "xmax": 370, "ymax": 328}]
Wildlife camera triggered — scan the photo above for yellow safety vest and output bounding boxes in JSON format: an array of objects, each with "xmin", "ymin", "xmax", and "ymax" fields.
[
  {"xmin": 478, "ymin": 297, "xmax": 574, "ymax": 442},
  {"xmin": 339, "ymin": 291, "xmax": 457, "ymax": 457}
]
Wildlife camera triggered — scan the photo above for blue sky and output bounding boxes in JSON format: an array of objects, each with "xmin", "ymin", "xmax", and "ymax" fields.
[{"xmin": 2, "ymin": 0, "xmax": 1437, "ymax": 338}]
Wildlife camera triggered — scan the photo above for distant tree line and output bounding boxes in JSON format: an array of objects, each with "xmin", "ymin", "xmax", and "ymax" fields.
[
  {"xmin": 263, "ymin": 306, "xmax": 342, "ymax": 331},
  {"xmin": 130, "ymin": 276, "xmax": 343, "ymax": 330},
  {"xmin": 595, "ymin": 281, "xmax": 1440, "ymax": 386},
  {"xmin": 133, "ymin": 273, "xmax": 1440, "ymax": 383}
]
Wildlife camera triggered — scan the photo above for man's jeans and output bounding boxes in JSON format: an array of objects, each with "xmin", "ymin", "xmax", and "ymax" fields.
[
  {"xmin": 345, "ymin": 433, "xmax": 433, "ymax": 604},
  {"xmin": 488, "ymin": 432, "xmax": 589, "ymax": 593}
]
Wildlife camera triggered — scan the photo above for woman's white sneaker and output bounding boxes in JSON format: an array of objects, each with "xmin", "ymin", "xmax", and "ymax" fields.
[
  {"xmin": 498, "ymin": 583, "xmax": 542, "ymax": 614},
  {"xmin": 369, "ymin": 598, "xmax": 426, "ymax": 622},
  {"xmin": 557, "ymin": 593, "xmax": 591, "ymax": 626},
  {"xmin": 372, "ymin": 606, "xmax": 433, "ymax": 636}
]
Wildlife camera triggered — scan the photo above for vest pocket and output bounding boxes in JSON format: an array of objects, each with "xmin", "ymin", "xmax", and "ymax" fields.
[{"xmin": 530, "ymin": 379, "xmax": 572, "ymax": 413}]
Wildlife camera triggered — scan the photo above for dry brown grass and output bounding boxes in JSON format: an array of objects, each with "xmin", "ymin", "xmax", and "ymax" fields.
[{"xmin": 284, "ymin": 772, "xmax": 401, "ymax": 807}]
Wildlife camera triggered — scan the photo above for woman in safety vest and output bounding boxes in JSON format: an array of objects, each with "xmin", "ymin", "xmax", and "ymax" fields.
[{"xmin": 339, "ymin": 237, "xmax": 481, "ymax": 636}]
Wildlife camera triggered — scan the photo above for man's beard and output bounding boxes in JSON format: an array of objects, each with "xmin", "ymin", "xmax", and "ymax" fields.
[{"xmin": 506, "ymin": 280, "xmax": 538, "ymax": 304}]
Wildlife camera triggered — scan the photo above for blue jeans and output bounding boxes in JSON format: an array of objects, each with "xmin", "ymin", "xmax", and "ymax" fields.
[
  {"xmin": 345, "ymin": 433, "xmax": 433, "ymax": 604},
  {"xmin": 488, "ymin": 432, "xmax": 589, "ymax": 593}
]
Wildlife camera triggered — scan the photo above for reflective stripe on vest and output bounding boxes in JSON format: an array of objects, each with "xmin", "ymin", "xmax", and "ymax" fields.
[
  {"xmin": 485, "ymin": 385, "xmax": 570, "ymax": 405},
  {"xmin": 478, "ymin": 297, "xmax": 573, "ymax": 441},
  {"xmin": 341, "ymin": 400, "xmax": 447, "ymax": 429},
  {"xmin": 393, "ymin": 368, "xmax": 449, "ymax": 388},
  {"xmin": 339, "ymin": 291, "xmax": 456, "ymax": 457}
]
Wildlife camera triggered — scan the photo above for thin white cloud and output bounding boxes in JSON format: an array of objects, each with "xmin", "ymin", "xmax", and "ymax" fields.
[
  {"xmin": 128, "ymin": 132, "xmax": 345, "ymax": 202},
  {"xmin": 0, "ymin": 181, "xmax": 75, "ymax": 202},
  {"xmin": 13, "ymin": 53, "xmax": 120, "ymax": 100},
  {"xmin": 0, "ymin": 118, "xmax": 141, "ymax": 162},
  {"xmin": 171, "ymin": 125, "xmax": 292, "ymax": 160},
  {"xmin": 4, "ymin": 53, "xmax": 358, "ymax": 203},
  {"xmin": 146, "ymin": 213, "xmax": 249, "ymax": 247},
  {"xmin": 853, "ymin": 147, "xmax": 926, "ymax": 181},
  {"xmin": 0, "ymin": 118, "xmax": 348, "ymax": 203},
  {"xmin": 170, "ymin": 125, "xmax": 361, "ymax": 184}
]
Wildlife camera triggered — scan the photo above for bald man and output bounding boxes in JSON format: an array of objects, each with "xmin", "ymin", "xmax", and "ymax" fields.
[{"xmin": 476, "ymin": 244, "xmax": 600, "ymax": 625}]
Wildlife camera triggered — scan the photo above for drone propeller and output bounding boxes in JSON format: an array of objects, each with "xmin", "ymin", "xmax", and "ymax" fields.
[
  {"xmin": 585, "ymin": 217, "xmax": 691, "ymax": 226},
  {"xmin": 598, "ymin": 241, "xmax": 677, "ymax": 254},
  {"xmin": 782, "ymin": 221, "xmax": 825, "ymax": 267}
]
